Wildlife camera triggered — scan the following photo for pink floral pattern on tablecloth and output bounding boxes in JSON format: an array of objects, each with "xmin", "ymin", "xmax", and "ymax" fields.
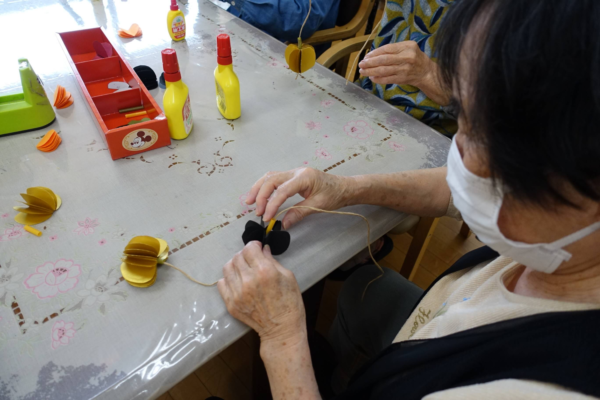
[
  {"xmin": 24, "ymin": 259, "xmax": 81, "ymax": 299},
  {"xmin": 315, "ymin": 148, "xmax": 332, "ymax": 160},
  {"xmin": 51, "ymin": 320, "xmax": 76, "ymax": 349},
  {"xmin": 98, "ymin": 239, "xmax": 107, "ymax": 246},
  {"xmin": 1, "ymin": 213, "xmax": 8, "ymax": 218},
  {"xmin": 267, "ymin": 59, "xmax": 283, "ymax": 68},
  {"xmin": 344, "ymin": 120, "xmax": 373, "ymax": 140},
  {"xmin": 0, "ymin": 226, "xmax": 23, "ymax": 241},
  {"xmin": 306, "ymin": 121, "xmax": 321, "ymax": 130},
  {"xmin": 168, "ymin": 227, "xmax": 176, "ymax": 233},
  {"xmin": 73, "ymin": 218, "xmax": 99, "ymax": 235},
  {"xmin": 388, "ymin": 141, "xmax": 406, "ymax": 152},
  {"xmin": 303, "ymin": 161, "xmax": 309, "ymax": 165},
  {"xmin": 387, "ymin": 116, "xmax": 401, "ymax": 125},
  {"xmin": 49, "ymin": 235, "xmax": 58, "ymax": 242},
  {"xmin": 323, "ymin": 134, "xmax": 330, "ymax": 138},
  {"xmin": 321, "ymin": 100, "xmax": 334, "ymax": 108}
]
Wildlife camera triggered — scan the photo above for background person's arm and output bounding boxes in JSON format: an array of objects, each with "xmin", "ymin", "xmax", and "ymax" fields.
[
  {"xmin": 359, "ymin": 41, "xmax": 451, "ymax": 105},
  {"xmin": 230, "ymin": 0, "xmax": 335, "ymax": 43}
]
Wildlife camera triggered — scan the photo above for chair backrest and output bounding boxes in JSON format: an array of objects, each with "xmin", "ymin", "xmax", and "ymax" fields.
[{"xmin": 337, "ymin": 0, "xmax": 363, "ymax": 26}]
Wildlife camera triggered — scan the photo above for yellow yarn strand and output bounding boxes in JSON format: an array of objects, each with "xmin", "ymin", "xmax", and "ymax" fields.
[
  {"xmin": 157, "ymin": 205, "xmax": 385, "ymax": 299},
  {"xmin": 275, "ymin": 206, "xmax": 385, "ymax": 300},
  {"xmin": 346, "ymin": 0, "xmax": 387, "ymax": 85},
  {"xmin": 163, "ymin": 262, "xmax": 218, "ymax": 287},
  {"xmin": 298, "ymin": 0, "xmax": 312, "ymax": 45}
]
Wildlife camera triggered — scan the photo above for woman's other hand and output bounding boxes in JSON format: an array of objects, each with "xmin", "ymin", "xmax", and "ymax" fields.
[
  {"xmin": 218, "ymin": 241, "xmax": 305, "ymax": 344},
  {"xmin": 245, "ymin": 167, "xmax": 352, "ymax": 229}
]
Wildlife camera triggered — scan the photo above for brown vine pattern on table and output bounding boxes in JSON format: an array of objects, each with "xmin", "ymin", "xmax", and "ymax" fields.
[
  {"xmin": 298, "ymin": 75, "xmax": 357, "ymax": 111},
  {"xmin": 167, "ymin": 140, "xmax": 234, "ymax": 176},
  {"xmin": 323, "ymin": 133, "xmax": 392, "ymax": 173}
]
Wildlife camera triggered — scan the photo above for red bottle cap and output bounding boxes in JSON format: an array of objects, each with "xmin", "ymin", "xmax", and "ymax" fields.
[
  {"xmin": 217, "ymin": 34, "xmax": 232, "ymax": 66},
  {"xmin": 170, "ymin": 0, "xmax": 179, "ymax": 11},
  {"xmin": 161, "ymin": 48, "xmax": 181, "ymax": 82}
]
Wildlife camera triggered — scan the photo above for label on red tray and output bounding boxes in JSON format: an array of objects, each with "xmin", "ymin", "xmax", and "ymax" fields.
[
  {"xmin": 122, "ymin": 129, "xmax": 158, "ymax": 152},
  {"xmin": 182, "ymin": 95, "xmax": 193, "ymax": 134},
  {"xmin": 172, "ymin": 16, "xmax": 186, "ymax": 39}
]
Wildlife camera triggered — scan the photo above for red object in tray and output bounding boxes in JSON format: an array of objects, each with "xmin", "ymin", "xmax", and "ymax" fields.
[{"xmin": 57, "ymin": 28, "xmax": 171, "ymax": 160}]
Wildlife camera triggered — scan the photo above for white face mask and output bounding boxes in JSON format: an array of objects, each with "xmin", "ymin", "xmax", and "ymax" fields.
[{"xmin": 446, "ymin": 138, "xmax": 600, "ymax": 273}]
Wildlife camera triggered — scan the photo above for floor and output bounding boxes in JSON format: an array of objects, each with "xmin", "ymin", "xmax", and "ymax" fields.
[{"xmin": 157, "ymin": 216, "xmax": 483, "ymax": 400}]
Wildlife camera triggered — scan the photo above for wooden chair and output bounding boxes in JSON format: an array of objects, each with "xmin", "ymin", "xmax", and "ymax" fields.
[{"xmin": 304, "ymin": 0, "xmax": 377, "ymax": 46}]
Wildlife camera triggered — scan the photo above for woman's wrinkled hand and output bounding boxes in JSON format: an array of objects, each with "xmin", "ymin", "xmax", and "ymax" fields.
[
  {"xmin": 218, "ymin": 241, "xmax": 306, "ymax": 344},
  {"xmin": 358, "ymin": 41, "xmax": 436, "ymax": 87},
  {"xmin": 245, "ymin": 167, "xmax": 353, "ymax": 229}
]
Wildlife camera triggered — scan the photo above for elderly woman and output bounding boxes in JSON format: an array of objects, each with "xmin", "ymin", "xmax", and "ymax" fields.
[{"xmin": 218, "ymin": 0, "xmax": 600, "ymax": 398}]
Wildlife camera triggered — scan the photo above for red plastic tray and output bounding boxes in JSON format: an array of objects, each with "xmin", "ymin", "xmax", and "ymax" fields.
[{"xmin": 57, "ymin": 28, "xmax": 171, "ymax": 160}]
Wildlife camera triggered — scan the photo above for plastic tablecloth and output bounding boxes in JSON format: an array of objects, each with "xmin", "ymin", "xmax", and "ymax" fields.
[{"xmin": 0, "ymin": 0, "xmax": 450, "ymax": 398}]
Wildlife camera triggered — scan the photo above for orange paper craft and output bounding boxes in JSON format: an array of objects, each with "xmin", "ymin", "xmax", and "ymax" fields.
[
  {"xmin": 53, "ymin": 85, "xmax": 73, "ymax": 109},
  {"xmin": 118, "ymin": 24, "xmax": 142, "ymax": 38},
  {"xmin": 36, "ymin": 130, "xmax": 62, "ymax": 152}
]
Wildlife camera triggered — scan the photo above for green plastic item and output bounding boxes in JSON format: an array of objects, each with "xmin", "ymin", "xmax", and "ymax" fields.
[{"xmin": 0, "ymin": 59, "xmax": 56, "ymax": 136}]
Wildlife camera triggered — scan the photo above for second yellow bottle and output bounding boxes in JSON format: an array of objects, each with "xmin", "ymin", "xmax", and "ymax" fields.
[{"xmin": 214, "ymin": 34, "xmax": 241, "ymax": 120}]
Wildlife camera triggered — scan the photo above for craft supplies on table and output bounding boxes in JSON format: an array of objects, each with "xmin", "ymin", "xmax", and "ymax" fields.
[
  {"xmin": 167, "ymin": 0, "xmax": 187, "ymax": 41},
  {"xmin": 56, "ymin": 27, "xmax": 171, "ymax": 160},
  {"xmin": 214, "ymin": 34, "xmax": 241, "ymax": 120},
  {"xmin": 24, "ymin": 225, "xmax": 42, "ymax": 237},
  {"xmin": 52, "ymin": 85, "xmax": 73, "ymax": 109},
  {"xmin": 0, "ymin": 59, "xmax": 55, "ymax": 136},
  {"xmin": 13, "ymin": 186, "xmax": 61, "ymax": 225},
  {"xmin": 118, "ymin": 23, "xmax": 143, "ymax": 38},
  {"xmin": 162, "ymin": 48, "xmax": 193, "ymax": 139},
  {"xmin": 36, "ymin": 129, "xmax": 62, "ymax": 152}
]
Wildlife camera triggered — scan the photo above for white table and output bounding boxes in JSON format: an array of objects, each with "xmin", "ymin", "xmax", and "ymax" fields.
[{"xmin": 0, "ymin": 1, "xmax": 450, "ymax": 398}]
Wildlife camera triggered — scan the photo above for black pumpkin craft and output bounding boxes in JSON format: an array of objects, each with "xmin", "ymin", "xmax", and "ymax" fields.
[{"xmin": 242, "ymin": 219, "xmax": 290, "ymax": 256}]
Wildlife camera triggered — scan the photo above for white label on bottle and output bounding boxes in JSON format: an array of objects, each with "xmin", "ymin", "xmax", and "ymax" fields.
[
  {"xmin": 216, "ymin": 82, "xmax": 226, "ymax": 113},
  {"xmin": 172, "ymin": 15, "xmax": 186, "ymax": 39},
  {"xmin": 182, "ymin": 95, "xmax": 193, "ymax": 134}
]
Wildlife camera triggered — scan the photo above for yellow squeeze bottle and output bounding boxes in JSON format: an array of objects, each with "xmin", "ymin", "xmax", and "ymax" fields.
[
  {"xmin": 167, "ymin": 0, "xmax": 186, "ymax": 41},
  {"xmin": 162, "ymin": 49, "xmax": 193, "ymax": 140},
  {"xmin": 214, "ymin": 34, "xmax": 241, "ymax": 120}
]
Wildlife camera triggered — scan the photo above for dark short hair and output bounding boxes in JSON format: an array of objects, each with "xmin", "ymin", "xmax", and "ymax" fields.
[{"xmin": 437, "ymin": 0, "xmax": 600, "ymax": 207}]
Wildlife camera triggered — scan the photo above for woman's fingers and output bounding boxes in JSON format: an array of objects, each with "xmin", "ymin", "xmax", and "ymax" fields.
[
  {"xmin": 246, "ymin": 171, "xmax": 273, "ymax": 205},
  {"xmin": 370, "ymin": 75, "xmax": 407, "ymax": 85},
  {"xmin": 360, "ymin": 53, "xmax": 398, "ymax": 68},
  {"xmin": 359, "ymin": 65, "xmax": 399, "ymax": 78},
  {"xmin": 254, "ymin": 171, "xmax": 296, "ymax": 217},
  {"xmin": 241, "ymin": 241, "xmax": 266, "ymax": 269},
  {"xmin": 280, "ymin": 198, "xmax": 318, "ymax": 229},
  {"xmin": 262, "ymin": 179, "xmax": 301, "ymax": 221}
]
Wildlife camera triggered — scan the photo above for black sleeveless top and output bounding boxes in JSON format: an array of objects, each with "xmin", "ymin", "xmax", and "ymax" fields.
[{"xmin": 335, "ymin": 247, "xmax": 600, "ymax": 399}]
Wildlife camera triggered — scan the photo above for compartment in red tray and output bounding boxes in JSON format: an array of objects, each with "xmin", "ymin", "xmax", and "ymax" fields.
[
  {"xmin": 76, "ymin": 57, "xmax": 140, "ymax": 97},
  {"xmin": 60, "ymin": 29, "xmax": 117, "ymax": 63},
  {"xmin": 93, "ymin": 90, "xmax": 160, "ymax": 130}
]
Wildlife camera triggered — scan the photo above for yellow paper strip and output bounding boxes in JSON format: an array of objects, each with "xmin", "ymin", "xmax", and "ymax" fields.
[{"xmin": 24, "ymin": 225, "xmax": 42, "ymax": 237}]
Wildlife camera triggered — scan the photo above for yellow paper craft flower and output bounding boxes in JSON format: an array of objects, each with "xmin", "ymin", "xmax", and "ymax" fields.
[
  {"xmin": 120, "ymin": 236, "xmax": 169, "ymax": 288},
  {"xmin": 13, "ymin": 187, "xmax": 62, "ymax": 225}
]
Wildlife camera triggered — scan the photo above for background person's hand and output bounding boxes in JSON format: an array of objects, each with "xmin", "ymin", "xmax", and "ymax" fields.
[
  {"xmin": 218, "ymin": 242, "xmax": 306, "ymax": 344},
  {"xmin": 358, "ymin": 41, "xmax": 435, "ymax": 87},
  {"xmin": 245, "ymin": 167, "xmax": 352, "ymax": 229}
]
